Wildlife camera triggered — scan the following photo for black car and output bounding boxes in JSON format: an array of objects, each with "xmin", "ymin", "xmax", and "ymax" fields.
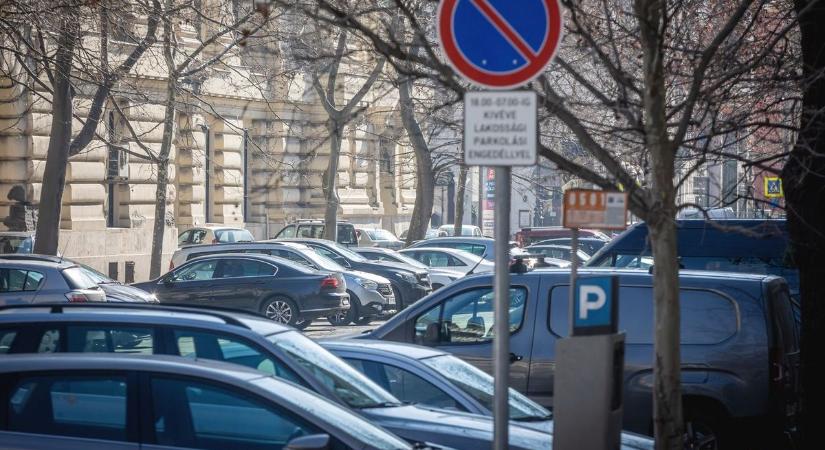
[
  {"xmin": 276, "ymin": 238, "xmax": 431, "ymax": 309},
  {"xmin": 132, "ymin": 253, "xmax": 349, "ymax": 327},
  {"xmin": 533, "ymin": 237, "xmax": 608, "ymax": 256}
]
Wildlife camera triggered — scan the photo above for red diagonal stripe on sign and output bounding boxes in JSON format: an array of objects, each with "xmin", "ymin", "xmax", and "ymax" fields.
[{"xmin": 469, "ymin": 0, "xmax": 539, "ymax": 62}]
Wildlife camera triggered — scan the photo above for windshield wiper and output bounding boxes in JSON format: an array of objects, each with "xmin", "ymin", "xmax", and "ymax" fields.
[
  {"xmin": 513, "ymin": 413, "xmax": 553, "ymax": 422},
  {"xmin": 357, "ymin": 401, "xmax": 406, "ymax": 409}
]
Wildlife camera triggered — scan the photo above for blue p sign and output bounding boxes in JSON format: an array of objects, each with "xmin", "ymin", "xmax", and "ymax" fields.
[{"xmin": 573, "ymin": 276, "xmax": 619, "ymax": 336}]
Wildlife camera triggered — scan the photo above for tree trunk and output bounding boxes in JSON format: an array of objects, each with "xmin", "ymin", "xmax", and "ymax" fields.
[
  {"xmin": 33, "ymin": 12, "xmax": 78, "ymax": 255},
  {"xmin": 149, "ymin": 77, "xmax": 177, "ymax": 279},
  {"xmin": 454, "ymin": 164, "xmax": 468, "ymax": 236},
  {"xmin": 323, "ymin": 119, "xmax": 343, "ymax": 242},
  {"xmin": 399, "ymin": 76, "xmax": 434, "ymax": 245},
  {"xmin": 785, "ymin": 2, "xmax": 825, "ymax": 448},
  {"xmin": 635, "ymin": 0, "xmax": 683, "ymax": 446}
]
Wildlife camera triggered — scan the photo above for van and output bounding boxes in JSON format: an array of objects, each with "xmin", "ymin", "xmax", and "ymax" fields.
[
  {"xmin": 272, "ymin": 220, "xmax": 358, "ymax": 247},
  {"xmin": 366, "ymin": 268, "xmax": 800, "ymax": 446}
]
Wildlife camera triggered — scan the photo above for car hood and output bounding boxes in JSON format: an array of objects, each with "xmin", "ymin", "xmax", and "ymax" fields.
[
  {"xmin": 427, "ymin": 268, "xmax": 465, "ymax": 279},
  {"xmin": 346, "ymin": 270, "xmax": 392, "ymax": 285},
  {"xmin": 360, "ymin": 405, "xmax": 550, "ymax": 450},
  {"xmin": 100, "ymin": 283, "xmax": 157, "ymax": 303},
  {"xmin": 361, "ymin": 261, "xmax": 427, "ymax": 277}
]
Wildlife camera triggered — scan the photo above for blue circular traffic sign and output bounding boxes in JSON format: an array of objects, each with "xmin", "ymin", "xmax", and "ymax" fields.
[{"xmin": 438, "ymin": 0, "xmax": 563, "ymax": 89}]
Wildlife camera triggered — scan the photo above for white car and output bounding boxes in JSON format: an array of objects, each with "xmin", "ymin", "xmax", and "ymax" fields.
[
  {"xmin": 353, "ymin": 247, "xmax": 464, "ymax": 290},
  {"xmin": 177, "ymin": 226, "xmax": 254, "ymax": 247},
  {"xmin": 399, "ymin": 247, "xmax": 495, "ymax": 276}
]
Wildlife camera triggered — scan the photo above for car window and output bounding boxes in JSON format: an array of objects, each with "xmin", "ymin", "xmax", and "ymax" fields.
[
  {"xmin": 345, "ymin": 358, "xmax": 464, "ymax": 411},
  {"xmin": 267, "ymin": 250, "xmax": 314, "ymax": 268},
  {"xmin": 62, "ymin": 267, "xmax": 98, "ymax": 289},
  {"xmin": 338, "ymin": 225, "xmax": 357, "ymax": 245},
  {"xmin": 173, "ymin": 259, "xmax": 219, "ymax": 281},
  {"xmin": 452, "ymin": 243, "xmax": 486, "ymax": 257},
  {"xmin": 414, "ymin": 287, "xmax": 527, "ymax": 345},
  {"xmin": 217, "ymin": 259, "xmax": 277, "ymax": 278},
  {"xmin": 64, "ymin": 326, "xmax": 154, "ymax": 354},
  {"xmin": 178, "ymin": 230, "xmax": 192, "ymax": 245},
  {"xmin": 418, "ymin": 251, "xmax": 452, "ymax": 268},
  {"xmin": 0, "ymin": 236, "xmax": 33, "ymax": 253},
  {"xmin": 173, "ymin": 330, "xmax": 302, "ymax": 383},
  {"xmin": 311, "ymin": 246, "xmax": 350, "ymax": 266},
  {"xmin": 277, "ymin": 225, "xmax": 296, "ymax": 239},
  {"xmin": 215, "ymin": 229, "xmax": 254, "ymax": 243},
  {"xmin": 151, "ymin": 377, "xmax": 321, "ymax": 450},
  {"xmin": 0, "ymin": 268, "xmax": 44, "ymax": 292},
  {"xmin": 7, "ymin": 375, "xmax": 128, "ymax": 442},
  {"xmin": 548, "ymin": 286, "xmax": 738, "ymax": 344},
  {"xmin": 191, "ymin": 229, "xmax": 208, "ymax": 244}
]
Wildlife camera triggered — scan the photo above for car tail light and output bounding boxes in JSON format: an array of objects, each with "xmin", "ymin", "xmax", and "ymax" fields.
[
  {"xmin": 212, "ymin": 238, "xmax": 219, "ymax": 244},
  {"xmin": 65, "ymin": 291, "xmax": 89, "ymax": 303},
  {"xmin": 321, "ymin": 276, "xmax": 340, "ymax": 289},
  {"xmin": 169, "ymin": 260, "xmax": 175, "ymax": 271}
]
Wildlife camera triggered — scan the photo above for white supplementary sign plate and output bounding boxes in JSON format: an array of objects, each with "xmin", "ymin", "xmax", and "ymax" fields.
[{"xmin": 464, "ymin": 91, "xmax": 537, "ymax": 166}]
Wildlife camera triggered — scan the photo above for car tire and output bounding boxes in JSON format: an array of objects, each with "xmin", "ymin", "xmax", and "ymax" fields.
[
  {"xmin": 353, "ymin": 315, "xmax": 373, "ymax": 326},
  {"xmin": 262, "ymin": 296, "xmax": 299, "ymax": 326},
  {"xmin": 683, "ymin": 405, "xmax": 728, "ymax": 450},
  {"xmin": 328, "ymin": 293, "xmax": 358, "ymax": 326},
  {"xmin": 391, "ymin": 284, "xmax": 404, "ymax": 310}
]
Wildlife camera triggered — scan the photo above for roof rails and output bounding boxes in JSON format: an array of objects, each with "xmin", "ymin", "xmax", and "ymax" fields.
[
  {"xmin": 292, "ymin": 219, "xmax": 352, "ymax": 224},
  {"xmin": 0, "ymin": 303, "xmax": 256, "ymax": 329}
]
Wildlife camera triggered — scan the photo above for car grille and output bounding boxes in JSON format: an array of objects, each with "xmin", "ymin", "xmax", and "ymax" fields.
[{"xmin": 377, "ymin": 284, "xmax": 393, "ymax": 298}]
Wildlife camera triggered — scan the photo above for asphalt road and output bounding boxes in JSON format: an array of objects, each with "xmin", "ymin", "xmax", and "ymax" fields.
[{"xmin": 303, "ymin": 319, "xmax": 386, "ymax": 340}]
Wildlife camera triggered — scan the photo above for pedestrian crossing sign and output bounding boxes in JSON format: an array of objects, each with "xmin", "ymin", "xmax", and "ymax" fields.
[{"xmin": 764, "ymin": 177, "xmax": 783, "ymax": 198}]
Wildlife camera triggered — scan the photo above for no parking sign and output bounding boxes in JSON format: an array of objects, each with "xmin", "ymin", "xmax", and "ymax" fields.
[{"xmin": 438, "ymin": 0, "xmax": 564, "ymax": 89}]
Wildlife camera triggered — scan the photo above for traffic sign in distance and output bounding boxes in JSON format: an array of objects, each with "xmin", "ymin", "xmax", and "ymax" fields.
[
  {"xmin": 464, "ymin": 91, "xmax": 537, "ymax": 166},
  {"xmin": 563, "ymin": 189, "xmax": 628, "ymax": 230},
  {"xmin": 438, "ymin": 0, "xmax": 564, "ymax": 89},
  {"xmin": 764, "ymin": 177, "xmax": 783, "ymax": 198}
]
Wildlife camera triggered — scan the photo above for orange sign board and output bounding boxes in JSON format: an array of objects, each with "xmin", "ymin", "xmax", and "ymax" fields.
[{"xmin": 563, "ymin": 189, "xmax": 628, "ymax": 230}]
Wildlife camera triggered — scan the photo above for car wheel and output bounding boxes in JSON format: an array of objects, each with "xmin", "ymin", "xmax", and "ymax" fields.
[
  {"xmin": 328, "ymin": 294, "xmax": 358, "ymax": 326},
  {"xmin": 684, "ymin": 407, "xmax": 725, "ymax": 450},
  {"xmin": 391, "ymin": 285, "xmax": 404, "ymax": 310},
  {"xmin": 262, "ymin": 296, "xmax": 299, "ymax": 326}
]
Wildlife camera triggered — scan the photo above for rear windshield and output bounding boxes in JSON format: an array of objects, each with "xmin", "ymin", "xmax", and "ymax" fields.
[
  {"xmin": 0, "ymin": 236, "xmax": 33, "ymax": 254},
  {"xmin": 62, "ymin": 267, "xmax": 99, "ymax": 289},
  {"xmin": 366, "ymin": 229, "xmax": 397, "ymax": 241},
  {"xmin": 214, "ymin": 229, "xmax": 254, "ymax": 243}
]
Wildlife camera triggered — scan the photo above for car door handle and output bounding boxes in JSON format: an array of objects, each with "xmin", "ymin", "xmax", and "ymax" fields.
[{"xmin": 510, "ymin": 353, "xmax": 523, "ymax": 363}]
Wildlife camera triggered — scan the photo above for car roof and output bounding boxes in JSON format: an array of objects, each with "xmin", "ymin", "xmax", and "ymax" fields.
[
  {"xmin": 0, "ymin": 258, "xmax": 76, "ymax": 269},
  {"xmin": 353, "ymin": 247, "xmax": 394, "ymax": 253},
  {"xmin": 185, "ymin": 252, "xmax": 309, "ymax": 267},
  {"xmin": 0, "ymin": 253, "xmax": 66, "ymax": 264},
  {"xmin": 527, "ymin": 267, "xmax": 779, "ymax": 283},
  {"xmin": 417, "ymin": 237, "xmax": 494, "ymax": 243},
  {"xmin": 186, "ymin": 226, "xmax": 249, "ymax": 231},
  {"xmin": 0, "ymin": 303, "xmax": 292, "ymax": 335},
  {"xmin": 321, "ymin": 339, "xmax": 448, "ymax": 360},
  {"xmin": 180, "ymin": 241, "xmax": 302, "ymax": 251},
  {"xmin": 402, "ymin": 247, "xmax": 480, "ymax": 256},
  {"xmin": 0, "ymin": 353, "xmax": 268, "ymax": 383}
]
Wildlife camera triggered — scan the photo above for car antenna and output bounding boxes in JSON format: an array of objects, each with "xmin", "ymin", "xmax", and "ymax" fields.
[
  {"xmin": 467, "ymin": 252, "xmax": 487, "ymax": 275},
  {"xmin": 57, "ymin": 233, "xmax": 71, "ymax": 263}
]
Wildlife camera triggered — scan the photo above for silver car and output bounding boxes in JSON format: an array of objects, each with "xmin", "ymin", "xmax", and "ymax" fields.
[
  {"xmin": 0, "ymin": 259, "xmax": 105, "ymax": 304},
  {"xmin": 0, "ymin": 353, "xmax": 416, "ymax": 450}
]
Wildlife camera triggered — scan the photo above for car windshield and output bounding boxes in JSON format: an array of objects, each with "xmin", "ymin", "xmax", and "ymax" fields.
[
  {"xmin": 215, "ymin": 229, "xmax": 254, "ymax": 243},
  {"xmin": 77, "ymin": 263, "xmax": 113, "ymax": 284},
  {"xmin": 389, "ymin": 252, "xmax": 429, "ymax": 269},
  {"xmin": 61, "ymin": 267, "xmax": 100, "ymax": 289},
  {"xmin": 425, "ymin": 229, "xmax": 441, "ymax": 238},
  {"xmin": 0, "ymin": 236, "xmax": 33, "ymax": 254},
  {"xmin": 324, "ymin": 242, "xmax": 368, "ymax": 262},
  {"xmin": 252, "ymin": 378, "xmax": 412, "ymax": 450},
  {"xmin": 267, "ymin": 331, "xmax": 401, "ymax": 409},
  {"xmin": 367, "ymin": 229, "xmax": 398, "ymax": 241},
  {"xmin": 300, "ymin": 249, "xmax": 347, "ymax": 272},
  {"xmin": 421, "ymin": 354, "xmax": 551, "ymax": 421}
]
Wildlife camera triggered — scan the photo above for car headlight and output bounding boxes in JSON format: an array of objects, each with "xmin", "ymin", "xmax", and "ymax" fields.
[
  {"xmin": 354, "ymin": 277, "xmax": 379, "ymax": 290},
  {"xmin": 395, "ymin": 272, "xmax": 417, "ymax": 284}
]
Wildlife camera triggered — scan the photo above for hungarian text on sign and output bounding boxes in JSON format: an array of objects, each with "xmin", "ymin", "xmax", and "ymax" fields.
[{"xmin": 465, "ymin": 91, "xmax": 537, "ymax": 166}]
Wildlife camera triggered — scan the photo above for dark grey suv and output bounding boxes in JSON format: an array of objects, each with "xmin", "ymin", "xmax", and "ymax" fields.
[{"xmin": 362, "ymin": 268, "xmax": 800, "ymax": 447}]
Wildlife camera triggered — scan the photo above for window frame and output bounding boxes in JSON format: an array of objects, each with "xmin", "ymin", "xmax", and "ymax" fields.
[
  {"xmin": 169, "ymin": 259, "xmax": 221, "ymax": 283},
  {"xmin": 414, "ymin": 285, "xmax": 529, "ymax": 346},
  {"xmin": 213, "ymin": 258, "xmax": 279, "ymax": 279}
]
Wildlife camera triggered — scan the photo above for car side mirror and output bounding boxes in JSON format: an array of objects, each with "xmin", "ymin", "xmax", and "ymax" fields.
[{"xmin": 286, "ymin": 434, "xmax": 331, "ymax": 450}]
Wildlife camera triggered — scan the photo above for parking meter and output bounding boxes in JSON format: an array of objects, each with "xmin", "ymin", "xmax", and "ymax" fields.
[{"xmin": 553, "ymin": 275, "xmax": 625, "ymax": 450}]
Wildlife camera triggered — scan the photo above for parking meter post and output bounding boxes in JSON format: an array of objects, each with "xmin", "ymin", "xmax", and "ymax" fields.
[
  {"xmin": 493, "ymin": 166, "xmax": 511, "ymax": 450},
  {"xmin": 568, "ymin": 227, "xmax": 579, "ymax": 332}
]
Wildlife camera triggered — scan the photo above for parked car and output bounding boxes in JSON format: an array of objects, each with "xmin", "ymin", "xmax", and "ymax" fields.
[
  {"xmin": 0, "ymin": 259, "xmax": 105, "ymax": 304},
  {"xmin": 170, "ymin": 241, "xmax": 395, "ymax": 326},
  {"xmin": 0, "ymin": 231, "xmax": 35, "ymax": 254},
  {"xmin": 400, "ymin": 247, "xmax": 494, "ymax": 276},
  {"xmin": 272, "ymin": 219, "xmax": 359, "ymax": 247},
  {"xmin": 407, "ymin": 236, "xmax": 497, "ymax": 260},
  {"xmin": 533, "ymin": 237, "xmax": 609, "ymax": 256},
  {"xmin": 525, "ymin": 244, "xmax": 592, "ymax": 265},
  {"xmin": 354, "ymin": 247, "xmax": 464, "ymax": 290},
  {"xmin": 177, "ymin": 226, "xmax": 254, "ymax": 246},
  {"xmin": 586, "ymin": 219, "xmax": 799, "ymax": 296},
  {"xmin": 356, "ymin": 227, "xmax": 404, "ymax": 250},
  {"xmin": 436, "ymin": 224, "xmax": 484, "ymax": 237},
  {"xmin": 0, "ymin": 353, "xmax": 416, "ymax": 450},
  {"xmin": 0, "ymin": 304, "xmax": 552, "ymax": 450},
  {"xmin": 322, "ymin": 340, "xmax": 654, "ymax": 449},
  {"xmin": 515, "ymin": 226, "xmax": 611, "ymax": 247},
  {"xmin": 678, "ymin": 207, "xmax": 737, "ymax": 219},
  {"xmin": 361, "ymin": 268, "xmax": 800, "ymax": 446},
  {"xmin": 277, "ymin": 238, "xmax": 431, "ymax": 309},
  {"xmin": 0, "ymin": 254, "xmax": 157, "ymax": 303},
  {"xmin": 132, "ymin": 253, "xmax": 349, "ymax": 327}
]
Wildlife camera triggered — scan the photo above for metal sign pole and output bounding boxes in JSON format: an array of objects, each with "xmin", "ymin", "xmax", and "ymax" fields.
[
  {"xmin": 493, "ymin": 166, "xmax": 511, "ymax": 450},
  {"xmin": 568, "ymin": 227, "xmax": 579, "ymax": 333}
]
